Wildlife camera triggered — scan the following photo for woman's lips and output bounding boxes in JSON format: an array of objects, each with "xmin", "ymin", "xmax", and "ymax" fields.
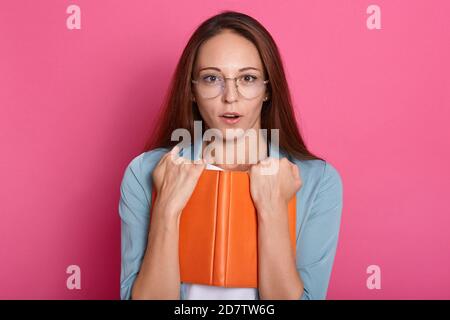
[{"xmin": 219, "ymin": 115, "xmax": 242, "ymax": 125}]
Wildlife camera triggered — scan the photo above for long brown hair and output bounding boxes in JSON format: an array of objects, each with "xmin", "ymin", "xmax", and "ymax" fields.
[{"xmin": 143, "ymin": 10, "xmax": 323, "ymax": 161}]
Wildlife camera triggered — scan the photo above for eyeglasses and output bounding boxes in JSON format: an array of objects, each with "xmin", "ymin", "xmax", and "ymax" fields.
[{"xmin": 191, "ymin": 72, "xmax": 269, "ymax": 100}]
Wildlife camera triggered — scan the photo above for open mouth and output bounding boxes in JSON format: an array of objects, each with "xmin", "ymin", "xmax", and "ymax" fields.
[
  {"xmin": 220, "ymin": 113, "xmax": 242, "ymax": 124},
  {"xmin": 220, "ymin": 112, "xmax": 242, "ymax": 118},
  {"xmin": 221, "ymin": 115, "xmax": 240, "ymax": 118}
]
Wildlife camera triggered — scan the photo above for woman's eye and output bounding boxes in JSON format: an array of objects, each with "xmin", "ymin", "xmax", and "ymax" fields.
[
  {"xmin": 241, "ymin": 75, "xmax": 257, "ymax": 82},
  {"xmin": 202, "ymin": 75, "xmax": 220, "ymax": 83}
]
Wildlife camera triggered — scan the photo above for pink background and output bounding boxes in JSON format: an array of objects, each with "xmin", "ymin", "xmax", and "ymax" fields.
[{"xmin": 1, "ymin": 0, "xmax": 449, "ymax": 299}]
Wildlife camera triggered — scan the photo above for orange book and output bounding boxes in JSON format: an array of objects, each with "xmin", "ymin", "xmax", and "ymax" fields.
[{"xmin": 150, "ymin": 169, "xmax": 296, "ymax": 288}]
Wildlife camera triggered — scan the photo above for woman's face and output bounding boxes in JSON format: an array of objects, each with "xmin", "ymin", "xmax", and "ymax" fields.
[{"xmin": 192, "ymin": 30, "xmax": 268, "ymax": 141}]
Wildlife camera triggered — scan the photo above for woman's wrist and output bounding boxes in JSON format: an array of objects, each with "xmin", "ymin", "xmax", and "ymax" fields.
[
  {"xmin": 256, "ymin": 200, "xmax": 289, "ymax": 223},
  {"xmin": 153, "ymin": 197, "xmax": 181, "ymax": 227},
  {"xmin": 154, "ymin": 193, "xmax": 181, "ymax": 216}
]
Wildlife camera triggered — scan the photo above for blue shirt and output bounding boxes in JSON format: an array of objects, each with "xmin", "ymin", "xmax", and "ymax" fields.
[{"xmin": 119, "ymin": 137, "xmax": 344, "ymax": 300}]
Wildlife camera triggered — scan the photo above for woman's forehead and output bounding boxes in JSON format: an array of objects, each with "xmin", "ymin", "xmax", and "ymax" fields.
[{"xmin": 195, "ymin": 32, "xmax": 263, "ymax": 72}]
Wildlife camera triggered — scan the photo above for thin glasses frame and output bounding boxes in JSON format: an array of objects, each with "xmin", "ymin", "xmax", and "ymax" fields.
[{"xmin": 191, "ymin": 74, "xmax": 269, "ymax": 99}]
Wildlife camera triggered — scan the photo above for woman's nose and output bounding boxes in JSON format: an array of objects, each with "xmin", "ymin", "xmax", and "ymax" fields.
[{"xmin": 223, "ymin": 78, "xmax": 239, "ymax": 103}]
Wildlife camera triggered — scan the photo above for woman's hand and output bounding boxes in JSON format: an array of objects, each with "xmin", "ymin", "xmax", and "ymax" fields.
[
  {"xmin": 249, "ymin": 157, "xmax": 302, "ymax": 218},
  {"xmin": 151, "ymin": 145, "xmax": 207, "ymax": 220}
]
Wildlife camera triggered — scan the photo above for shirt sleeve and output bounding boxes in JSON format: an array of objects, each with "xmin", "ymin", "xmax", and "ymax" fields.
[
  {"xmin": 119, "ymin": 150, "xmax": 188, "ymax": 300},
  {"xmin": 296, "ymin": 161, "xmax": 344, "ymax": 300},
  {"xmin": 118, "ymin": 155, "xmax": 151, "ymax": 300}
]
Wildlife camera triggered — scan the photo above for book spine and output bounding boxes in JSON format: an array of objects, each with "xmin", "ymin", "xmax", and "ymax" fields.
[{"xmin": 212, "ymin": 171, "xmax": 230, "ymax": 287}]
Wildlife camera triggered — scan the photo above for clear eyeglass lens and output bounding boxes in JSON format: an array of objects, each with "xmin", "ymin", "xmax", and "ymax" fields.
[{"xmin": 195, "ymin": 74, "xmax": 267, "ymax": 99}]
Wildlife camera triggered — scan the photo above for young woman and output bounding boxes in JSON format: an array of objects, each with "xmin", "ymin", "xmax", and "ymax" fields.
[{"xmin": 119, "ymin": 11, "xmax": 343, "ymax": 300}]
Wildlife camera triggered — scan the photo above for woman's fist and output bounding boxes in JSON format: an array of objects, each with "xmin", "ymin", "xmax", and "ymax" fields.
[
  {"xmin": 249, "ymin": 157, "xmax": 302, "ymax": 216},
  {"xmin": 151, "ymin": 145, "xmax": 207, "ymax": 219}
]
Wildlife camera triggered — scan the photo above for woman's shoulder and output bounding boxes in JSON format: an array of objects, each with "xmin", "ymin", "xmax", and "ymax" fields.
[
  {"xmin": 120, "ymin": 147, "xmax": 170, "ymax": 192},
  {"xmin": 290, "ymin": 157, "xmax": 343, "ymax": 195},
  {"xmin": 126, "ymin": 147, "xmax": 169, "ymax": 174},
  {"xmin": 289, "ymin": 156, "xmax": 343, "ymax": 226}
]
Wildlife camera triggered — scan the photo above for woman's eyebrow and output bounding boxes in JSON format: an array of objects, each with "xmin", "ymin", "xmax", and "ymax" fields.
[{"xmin": 198, "ymin": 67, "xmax": 261, "ymax": 72}]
